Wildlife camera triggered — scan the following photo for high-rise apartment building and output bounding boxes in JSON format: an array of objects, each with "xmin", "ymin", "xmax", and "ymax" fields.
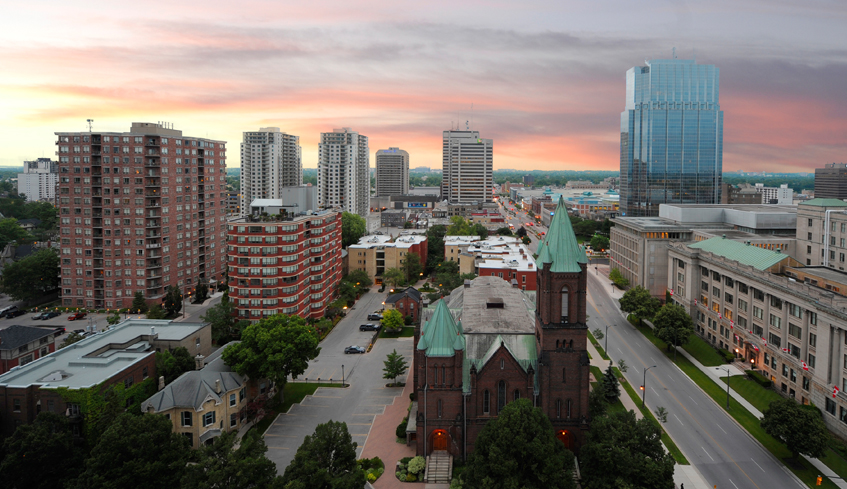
[
  {"xmin": 814, "ymin": 163, "xmax": 847, "ymax": 200},
  {"xmin": 55, "ymin": 122, "xmax": 227, "ymax": 309},
  {"xmin": 226, "ymin": 208, "xmax": 341, "ymax": 320},
  {"xmin": 317, "ymin": 128, "xmax": 368, "ymax": 215},
  {"xmin": 17, "ymin": 158, "xmax": 58, "ymax": 202},
  {"xmin": 442, "ymin": 130, "xmax": 493, "ymax": 204},
  {"xmin": 240, "ymin": 128, "xmax": 301, "ymax": 216},
  {"xmin": 375, "ymin": 147, "xmax": 409, "ymax": 197},
  {"xmin": 620, "ymin": 59, "xmax": 724, "ymax": 217}
]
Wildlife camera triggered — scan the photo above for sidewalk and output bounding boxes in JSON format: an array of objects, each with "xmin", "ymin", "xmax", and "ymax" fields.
[{"xmin": 586, "ymin": 340, "xmax": 642, "ymax": 420}]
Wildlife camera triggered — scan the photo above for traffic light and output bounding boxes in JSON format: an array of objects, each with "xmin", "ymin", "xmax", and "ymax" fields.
[{"xmin": 817, "ymin": 475, "xmax": 822, "ymax": 486}]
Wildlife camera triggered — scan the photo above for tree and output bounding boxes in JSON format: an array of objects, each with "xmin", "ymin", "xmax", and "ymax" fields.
[
  {"xmin": 195, "ymin": 283, "xmax": 209, "ymax": 304},
  {"xmin": 383, "ymin": 349, "xmax": 409, "ymax": 386},
  {"xmin": 602, "ymin": 363, "xmax": 620, "ymax": 402},
  {"xmin": 652, "ymin": 303, "xmax": 694, "ymax": 350},
  {"xmin": 590, "ymin": 235, "xmax": 610, "ymax": 252},
  {"xmin": 156, "ymin": 347, "xmax": 196, "ymax": 384},
  {"xmin": 761, "ymin": 398, "xmax": 831, "ymax": 460},
  {"xmin": 574, "ymin": 219, "xmax": 598, "ymax": 238},
  {"xmin": 471, "ymin": 223, "xmax": 489, "ymax": 240},
  {"xmin": 73, "ymin": 413, "xmax": 190, "ymax": 489},
  {"xmin": 515, "ymin": 226, "xmax": 528, "ymax": 238},
  {"xmin": 181, "ymin": 431, "xmax": 281, "ymax": 489},
  {"xmin": 59, "ymin": 332, "xmax": 85, "ymax": 349},
  {"xmin": 106, "ymin": 311, "xmax": 121, "ymax": 325},
  {"xmin": 382, "ymin": 268, "xmax": 405, "ymax": 289},
  {"xmin": 425, "ymin": 225, "xmax": 447, "ymax": 273},
  {"xmin": 344, "ymin": 269, "xmax": 372, "ymax": 288},
  {"xmin": 202, "ymin": 300, "xmax": 239, "ymax": 345},
  {"xmin": 403, "ymin": 221, "xmax": 413, "ymax": 229},
  {"xmin": 0, "ymin": 412, "xmax": 83, "ymax": 489},
  {"xmin": 580, "ymin": 410, "xmax": 675, "ymax": 489},
  {"xmin": 447, "ymin": 215, "xmax": 473, "ymax": 236},
  {"xmin": 131, "ymin": 291, "xmax": 148, "ymax": 314},
  {"xmin": 617, "ymin": 358, "xmax": 629, "ymax": 373},
  {"xmin": 609, "ymin": 267, "xmax": 629, "ymax": 288},
  {"xmin": 618, "ymin": 286, "xmax": 659, "ymax": 325},
  {"xmin": 402, "ymin": 251, "xmax": 423, "ymax": 283},
  {"xmin": 381, "ymin": 309, "xmax": 404, "ymax": 333},
  {"xmin": 341, "ymin": 212, "xmax": 366, "ymax": 248},
  {"xmin": 163, "ymin": 285, "xmax": 183, "ymax": 316},
  {"xmin": 591, "ymin": 328, "xmax": 604, "ymax": 341},
  {"xmin": 0, "ymin": 217, "xmax": 32, "ymax": 250},
  {"xmin": 463, "ymin": 398, "xmax": 576, "ymax": 489},
  {"xmin": 281, "ymin": 421, "xmax": 365, "ymax": 489},
  {"xmin": 521, "ymin": 235, "xmax": 531, "ymax": 246},
  {"xmin": 222, "ymin": 314, "xmax": 321, "ymax": 388},
  {"xmin": 146, "ymin": 304, "xmax": 167, "ymax": 319},
  {"xmin": 0, "ymin": 248, "xmax": 59, "ymax": 302},
  {"xmin": 495, "ymin": 227, "xmax": 513, "ymax": 236},
  {"xmin": 654, "ymin": 407, "xmax": 668, "ymax": 424},
  {"xmin": 588, "ymin": 384, "xmax": 608, "ymax": 420}
]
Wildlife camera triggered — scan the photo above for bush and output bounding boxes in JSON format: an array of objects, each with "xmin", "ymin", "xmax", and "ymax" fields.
[
  {"xmin": 406, "ymin": 474, "xmax": 417, "ymax": 482},
  {"xmin": 718, "ymin": 349, "xmax": 735, "ymax": 363},
  {"xmin": 396, "ymin": 417, "xmax": 408, "ymax": 439},
  {"xmin": 746, "ymin": 370, "xmax": 772, "ymax": 387},
  {"xmin": 410, "ymin": 392, "xmax": 416, "ymax": 401},
  {"xmin": 399, "ymin": 457, "xmax": 413, "ymax": 465},
  {"xmin": 367, "ymin": 473, "xmax": 377, "ymax": 483},
  {"xmin": 396, "ymin": 472, "xmax": 402, "ymax": 479},
  {"xmin": 407, "ymin": 456, "xmax": 426, "ymax": 475}
]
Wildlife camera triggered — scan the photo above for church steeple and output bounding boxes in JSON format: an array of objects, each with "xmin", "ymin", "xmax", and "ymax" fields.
[{"xmin": 536, "ymin": 196, "xmax": 588, "ymax": 273}]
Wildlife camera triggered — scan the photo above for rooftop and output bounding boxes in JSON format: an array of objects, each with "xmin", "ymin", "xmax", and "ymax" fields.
[
  {"xmin": 386, "ymin": 287, "xmax": 422, "ymax": 305},
  {"xmin": 799, "ymin": 199, "xmax": 847, "ymax": 207},
  {"xmin": 0, "ymin": 319, "xmax": 207, "ymax": 390},
  {"xmin": 688, "ymin": 237, "xmax": 791, "ymax": 271},
  {"xmin": 349, "ymin": 234, "xmax": 426, "ymax": 249},
  {"xmin": 443, "ymin": 276, "xmax": 535, "ymax": 335},
  {"xmin": 0, "ymin": 325, "xmax": 55, "ymax": 351}
]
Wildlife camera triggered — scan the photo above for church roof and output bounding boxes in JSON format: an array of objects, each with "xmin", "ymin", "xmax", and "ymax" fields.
[
  {"xmin": 536, "ymin": 196, "xmax": 587, "ymax": 273},
  {"xmin": 462, "ymin": 333, "xmax": 539, "ymax": 394},
  {"xmin": 417, "ymin": 299, "xmax": 464, "ymax": 357}
]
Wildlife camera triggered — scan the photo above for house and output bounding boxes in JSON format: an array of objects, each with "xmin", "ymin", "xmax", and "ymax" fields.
[
  {"xmin": 385, "ymin": 287, "xmax": 422, "ymax": 324},
  {"xmin": 0, "ymin": 325, "xmax": 57, "ymax": 375},
  {"xmin": 141, "ymin": 345, "xmax": 269, "ymax": 448},
  {"xmin": 413, "ymin": 197, "xmax": 590, "ymax": 459},
  {"xmin": 16, "ymin": 218, "xmax": 41, "ymax": 232}
]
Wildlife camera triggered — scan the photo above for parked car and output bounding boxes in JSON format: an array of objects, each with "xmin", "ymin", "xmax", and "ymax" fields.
[
  {"xmin": 6, "ymin": 310, "xmax": 25, "ymax": 318},
  {"xmin": 67, "ymin": 312, "xmax": 87, "ymax": 321},
  {"xmin": 359, "ymin": 323, "xmax": 380, "ymax": 331},
  {"xmin": 0, "ymin": 306, "xmax": 18, "ymax": 318},
  {"xmin": 344, "ymin": 345, "xmax": 366, "ymax": 354},
  {"xmin": 73, "ymin": 329, "xmax": 85, "ymax": 334},
  {"xmin": 42, "ymin": 311, "xmax": 61, "ymax": 319},
  {"xmin": 367, "ymin": 313, "xmax": 383, "ymax": 321},
  {"xmin": 53, "ymin": 327, "xmax": 66, "ymax": 337}
]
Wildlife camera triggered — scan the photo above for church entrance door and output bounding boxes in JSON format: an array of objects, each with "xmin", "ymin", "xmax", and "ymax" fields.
[{"xmin": 432, "ymin": 429, "xmax": 448, "ymax": 451}]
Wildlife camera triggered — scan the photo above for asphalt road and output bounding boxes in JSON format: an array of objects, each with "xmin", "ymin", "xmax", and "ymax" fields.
[
  {"xmin": 265, "ymin": 288, "xmax": 414, "ymax": 474},
  {"xmin": 585, "ymin": 271, "xmax": 803, "ymax": 489}
]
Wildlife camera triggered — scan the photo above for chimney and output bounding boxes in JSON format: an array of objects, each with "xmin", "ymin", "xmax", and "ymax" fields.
[
  {"xmin": 214, "ymin": 379, "xmax": 221, "ymax": 394},
  {"xmin": 158, "ymin": 375, "xmax": 165, "ymax": 391},
  {"xmin": 151, "ymin": 326, "xmax": 156, "ymax": 336},
  {"xmin": 195, "ymin": 354, "xmax": 205, "ymax": 371}
]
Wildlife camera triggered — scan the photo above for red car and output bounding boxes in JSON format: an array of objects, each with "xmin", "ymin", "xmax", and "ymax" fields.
[{"xmin": 67, "ymin": 312, "xmax": 87, "ymax": 321}]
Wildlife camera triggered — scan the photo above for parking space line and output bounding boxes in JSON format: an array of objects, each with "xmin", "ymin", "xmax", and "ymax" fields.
[{"xmin": 311, "ymin": 395, "xmax": 342, "ymax": 398}]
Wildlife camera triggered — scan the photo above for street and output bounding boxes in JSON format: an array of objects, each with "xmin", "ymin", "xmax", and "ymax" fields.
[{"xmin": 585, "ymin": 268, "xmax": 803, "ymax": 489}]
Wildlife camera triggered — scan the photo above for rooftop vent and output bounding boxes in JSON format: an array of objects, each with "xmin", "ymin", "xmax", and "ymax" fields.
[{"xmin": 486, "ymin": 297, "xmax": 505, "ymax": 309}]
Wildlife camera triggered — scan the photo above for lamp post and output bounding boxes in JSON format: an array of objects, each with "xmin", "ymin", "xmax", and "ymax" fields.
[
  {"xmin": 342, "ymin": 364, "xmax": 345, "ymax": 387},
  {"xmin": 642, "ymin": 365, "xmax": 657, "ymax": 408},
  {"xmin": 604, "ymin": 324, "xmax": 610, "ymax": 354},
  {"xmin": 721, "ymin": 367, "xmax": 731, "ymax": 409}
]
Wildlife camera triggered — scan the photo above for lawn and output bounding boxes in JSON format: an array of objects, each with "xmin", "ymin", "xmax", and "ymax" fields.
[
  {"xmin": 255, "ymin": 382, "xmax": 345, "ymax": 435},
  {"xmin": 379, "ymin": 326, "xmax": 415, "ymax": 339},
  {"xmin": 587, "ymin": 331, "xmax": 609, "ymax": 360},
  {"xmin": 633, "ymin": 321, "xmax": 839, "ymax": 488},
  {"xmin": 681, "ymin": 334, "xmax": 726, "ymax": 367}
]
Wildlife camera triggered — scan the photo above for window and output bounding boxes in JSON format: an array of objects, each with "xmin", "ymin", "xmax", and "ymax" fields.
[
  {"xmin": 230, "ymin": 413, "xmax": 237, "ymax": 427},
  {"xmin": 562, "ymin": 367, "xmax": 566, "ymax": 383},
  {"xmin": 230, "ymin": 393, "xmax": 236, "ymax": 407},
  {"xmin": 738, "ymin": 299, "xmax": 748, "ymax": 312},
  {"xmin": 239, "ymin": 387, "xmax": 246, "ymax": 402},
  {"xmin": 803, "ymin": 377, "xmax": 810, "ymax": 391},
  {"xmin": 768, "ymin": 333, "xmax": 781, "ymax": 349},
  {"xmin": 438, "ymin": 399, "xmax": 443, "ymax": 418},
  {"xmin": 753, "ymin": 306, "xmax": 763, "ymax": 320},
  {"xmin": 13, "ymin": 399, "xmax": 21, "ymax": 412},
  {"xmin": 790, "ymin": 368, "xmax": 797, "ymax": 382},
  {"xmin": 556, "ymin": 399, "xmax": 562, "ymax": 418},
  {"xmin": 181, "ymin": 411, "xmax": 192, "ymax": 427},
  {"xmin": 203, "ymin": 411, "xmax": 216, "ymax": 427},
  {"xmin": 810, "ymin": 333, "xmax": 817, "ymax": 348},
  {"xmin": 827, "ymin": 398, "xmax": 836, "ymax": 416},
  {"xmin": 789, "ymin": 323, "xmax": 802, "ymax": 339},
  {"xmin": 769, "ymin": 314, "xmax": 781, "ymax": 329},
  {"xmin": 514, "ymin": 390, "xmax": 520, "ymax": 401},
  {"xmin": 809, "ymin": 311, "xmax": 817, "ymax": 325},
  {"xmin": 142, "ymin": 366, "xmax": 148, "ymax": 379},
  {"xmin": 483, "ymin": 390, "xmax": 490, "ymax": 414},
  {"xmin": 498, "ymin": 380, "xmax": 506, "ymax": 413},
  {"xmin": 782, "ymin": 363, "xmax": 789, "ymax": 377}
]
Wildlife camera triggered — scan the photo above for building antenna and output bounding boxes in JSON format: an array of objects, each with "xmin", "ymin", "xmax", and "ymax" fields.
[
  {"xmin": 86, "ymin": 119, "xmax": 93, "ymax": 132},
  {"xmin": 470, "ymin": 103, "xmax": 474, "ymax": 131}
]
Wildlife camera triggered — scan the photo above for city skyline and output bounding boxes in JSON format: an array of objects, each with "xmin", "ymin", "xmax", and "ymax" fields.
[{"xmin": 1, "ymin": 1, "xmax": 846, "ymax": 173}]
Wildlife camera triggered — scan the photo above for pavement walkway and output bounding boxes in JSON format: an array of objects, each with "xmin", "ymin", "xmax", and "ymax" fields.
[{"xmin": 586, "ymin": 339, "xmax": 643, "ymax": 420}]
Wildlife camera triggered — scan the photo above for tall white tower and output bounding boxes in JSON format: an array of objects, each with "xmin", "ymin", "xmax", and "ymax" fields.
[
  {"xmin": 240, "ymin": 127, "xmax": 302, "ymax": 216},
  {"xmin": 317, "ymin": 128, "xmax": 369, "ymax": 215},
  {"xmin": 375, "ymin": 147, "xmax": 409, "ymax": 197},
  {"xmin": 442, "ymin": 130, "xmax": 493, "ymax": 203}
]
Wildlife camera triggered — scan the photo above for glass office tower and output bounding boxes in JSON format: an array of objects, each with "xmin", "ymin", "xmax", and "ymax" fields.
[{"xmin": 619, "ymin": 59, "xmax": 723, "ymax": 217}]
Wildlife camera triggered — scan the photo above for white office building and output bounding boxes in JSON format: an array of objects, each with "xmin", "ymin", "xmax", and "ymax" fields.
[
  {"xmin": 240, "ymin": 127, "xmax": 302, "ymax": 216},
  {"xmin": 17, "ymin": 158, "xmax": 57, "ymax": 202},
  {"xmin": 317, "ymin": 128, "xmax": 369, "ymax": 215},
  {"xmin": 375, "ymin": 147, "xmax": 409, "ymax": 197},
  {"xmin": 442, "ymin": 130, "xmax": 493, "ymax": 204},
  {"xmin": 757, "ymin": 184, "xmax": 794, "ymax": 205}
]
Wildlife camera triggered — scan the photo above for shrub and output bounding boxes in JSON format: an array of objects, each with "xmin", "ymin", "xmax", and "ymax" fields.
[
  {"xmin": 396, "ymin": 417, "xmax": 408, "ymax": 439},
  {"xmin": 367, "ymin": 473, "xmax": 377, "ymax": 483},
  {"xmin": 746, "ymin": 370, "xmax": 772, "ymax": 387},
  {"xmin": 396, "ymin": 471, "xmax": 402, "ymax": 479},
  {"xmin": 410, "ymin": 392, "xmax": 416, "ymax": 401},
  {"xmin": 407, "ymin": 456, "xmax": 426, "ymax": 475},
  {"xmin": 400, "ymin": 457, "xmax": 413, "ymax": 465},
  {"xmin": 718, "ymin": 349, "xmax": 735, "ymax": 363},
  {"xmin": 406, "ymin": 474, "xmax": 417, "ymax": 482}
]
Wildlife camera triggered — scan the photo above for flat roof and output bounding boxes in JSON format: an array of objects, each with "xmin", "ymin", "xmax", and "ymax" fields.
[
  {"xmin": 444, "ymin": 276, "xmax": 535, "ymax": 335},
  {"xmin": 349, "ymin": 234, "xmax": 426, "ymax": 249},
  {"xmin": 0, "ymin": 319, "xmax": 207, "ymax": 390}
]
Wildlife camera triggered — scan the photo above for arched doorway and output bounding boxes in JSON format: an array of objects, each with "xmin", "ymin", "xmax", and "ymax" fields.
[
  {"xmin": 431, "ymin": 429, "xmax": 448, "ymax": 451},
  {"xmin": 556, "ymin": 430, "xmax": 572, "ymax": 450}
]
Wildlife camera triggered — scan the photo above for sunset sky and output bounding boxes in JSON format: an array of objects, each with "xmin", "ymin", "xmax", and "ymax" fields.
[{"xmin": 1, "ymin": 0, "xmax": 845, "ymax": 172}]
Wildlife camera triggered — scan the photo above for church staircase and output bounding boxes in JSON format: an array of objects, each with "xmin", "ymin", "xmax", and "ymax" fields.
[{"xmin": 424, "ymin": 450, "xmax": 453, "ymax": 484}]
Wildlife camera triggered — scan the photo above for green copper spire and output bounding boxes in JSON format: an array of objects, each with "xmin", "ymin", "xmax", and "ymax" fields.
[
  {"xmin": 535, "ymin": 196, "xmax": 587, "ymax": 273},
  {"xmin": 418, "ymin": 299, "xmax": 464, "ymax": 357}
]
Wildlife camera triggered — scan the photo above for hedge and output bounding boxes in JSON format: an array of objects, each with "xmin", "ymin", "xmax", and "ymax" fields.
[
  {"xmin": 718, "ymin": 349, "xmax": 735, "ymax": 363},
  {"xmin": 396, "ymin": 416, "xmax": 408, "ymax": 439},
  {"xmin": 746, "ymin": 370, "xmax": 772, "ymax": 388}
]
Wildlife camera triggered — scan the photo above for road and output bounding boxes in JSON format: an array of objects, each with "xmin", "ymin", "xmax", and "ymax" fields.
[{"xmin": 585, "ymin": 270, "xmax": 802, "ymax": 489}]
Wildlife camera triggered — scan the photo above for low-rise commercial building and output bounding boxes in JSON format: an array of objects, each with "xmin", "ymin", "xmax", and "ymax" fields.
[
  {"xmin": 226, "ymin": 208, "xmax": 342, "ymax": 321},
  {"xmin": 347, "ymin": 235, "xmax": 428, "ymax": 284},
  {"xmin": 0, "ymin": 326, "xmax": 58, "ymax": 375},
  {"xmin": 444, "ymin": 236, "xmax": 537, "ymax": 290}
]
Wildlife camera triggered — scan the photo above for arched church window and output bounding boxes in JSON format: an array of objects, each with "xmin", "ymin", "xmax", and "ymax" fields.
[
  {"xmin": 483, "ymin": 390, "xmax": 490, "ymax": 414},
  {"xmin": 556, "ymin": 399, "xmax": 562, "ymax": 418},
  {"xmin": 498, "ymin": 380, "xmax": 506, "ymax": 413},
  {"xmin": 514, "ymin": 389, "xmax": 520, "ymax": 401}
]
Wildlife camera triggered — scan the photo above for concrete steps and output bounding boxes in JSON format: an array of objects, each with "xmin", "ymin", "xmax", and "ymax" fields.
[{"xmin": 424, "ymin": 450, "xmax": 452, "ymax": 483}]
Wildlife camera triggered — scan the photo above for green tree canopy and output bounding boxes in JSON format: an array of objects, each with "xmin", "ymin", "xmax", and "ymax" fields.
[
  {"xmin": 425, "ymin": 225, "xmax": 447, "ymax": 273},
  {"xmin": 761, "ymin": 398, "xmax": 831, "ymax": 460},
  {"xmin": 107, "ymin": 311, "xmax": 121, "ymax": 325},
  {"xmin": 281, "ymin": 421, "xmax": 365, "ymax": 489},
  {"xmin": 202, "ymin": 299, "xmax": 239, "ymax": 345},
  {"xmin": 383, "ymin": 349, "xmax": 408, "ymax": 385},
  {"xmin": 515, "ymin": 226, "xmax": 528, "ymax": 238},
  {"xmin": 652, "ymin": 303, "xmax": 695, "ymax": 348},
  {"xmin": 580, "ymin": 410, "xmax": 675, "ymax": 489},
  {"xmin": 146, "ymin": 304, "xmax": 167, "ymax": 319},
  {"xmin": 590, "ymin": 235, "xmax": 610, "ymax": 252},
  {"xmin": 381, "ymin": 309, "xmax": 404, "ymax": 333},
  {"xmin": 156, "ymin": 347, "xmax": 196, "ymax": 384},
  {"xmin": 0, "ymin": 217, "xmax": 32, "ymax": 250},
  {"xmin": 0, "ymin": 247, "xmax": 59, "ymax": 302},
  {"xmin": 0, "ymin": 412, "xmax": 82, "ymax": 489},
  {"xmin": 618, "ymin": 286, "xmax": 659, "ymax": 324},
  {"xmin": 194, "ymin": 283, "xmax": 209, "ymax": 304},
  {"xmin": 222, "ymin": 314, "xmax": 321, "ymax": 387},
  {"xmin": 447, "ymin": 215, "xmax": 473, "ymax": 235},
  {"xmin": 472, "ymin": 223, "xmax": 489, "ymax": 240},
  {"xmin": 609, "ymin": 267, "xmax": 629, "ymax": 288},
  {"xmin": 59, "ymin": 332, "xmax": 85, "ymax": 349},
  {"xmin": 463, "ymin": 398, "xmax": 576, "ymax": 489},
  {"xmin": 73, "ymin": 413, "xmax": 190, "ymax": 489},
  {"xmin": 402, "ymin": 251, "xmax": 423, "ymax": 283},
  {"xmin": 131, "ymin": 291, "xmax": 148, "ymax": 314},
  {"xmin": 181, "ymin": 431, "xmax": 281, "ymax": 489},
  {"xmin": 163, "ymin": 285, "xmax": 183, "ymax": 316},
  {"xmin": 341, "ymin": 212, "xmax": 366, "ymax": 248},
  {"xmin": 382, "ymin": 268, "xmax": 405, "ymax": 289},
  {"xmin": 602, "ymin": 363, "xmax": 620, "ymax": 402}
]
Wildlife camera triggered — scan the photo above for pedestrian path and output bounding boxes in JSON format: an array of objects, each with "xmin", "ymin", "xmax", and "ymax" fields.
[{"xmin": 585, "ymin": 340, "xmax": 642, "ymax": 420}]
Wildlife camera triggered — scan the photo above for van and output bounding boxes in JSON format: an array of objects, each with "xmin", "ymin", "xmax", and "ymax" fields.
[{"xmin": 0, "ymin": 305, "xmax": 18, "ymax": 317}]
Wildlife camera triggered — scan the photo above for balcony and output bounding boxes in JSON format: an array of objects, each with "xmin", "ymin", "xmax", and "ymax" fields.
[{"xmin": 145, "ymin": 243, "xmax": 161, "ymax": 249}]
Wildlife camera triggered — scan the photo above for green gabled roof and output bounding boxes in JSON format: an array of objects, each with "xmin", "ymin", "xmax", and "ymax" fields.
[
  {"xmin": 417, "ymin": 299, "xmax": 464, "ymax": 357},
  {"xmin": 462, "ymin": 334, "xmax": 538, "ymax": 394},
  {"xmin": 536, "ymin": 196, "xmax": 587, "ymax": 273},
  {"xmin": 688, "ymin": 237, "xmax": 790, "ymax": 270},
  {"xmin": 800, "ymin": 198, "xmax": 847, "ymax": 207}
]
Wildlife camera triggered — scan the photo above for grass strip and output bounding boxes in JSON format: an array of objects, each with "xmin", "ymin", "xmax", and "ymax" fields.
[
  {"xmin": 378, "ymin": 326, "xmax": 415, "ymax": 339},
  {"xmin": 256, "ymin": 383, "xmax": 344, "ymax": 435},
  {"xmin": 633, "ymin": 322, "xmax": 838, "ymax": 488},
  {"xmin": 587, "ymin": 331, "xmax": 610, "ymax": 360},
  {"xmin": 681, "ymin": 334, "xmax": 726, "ymax": 367}
]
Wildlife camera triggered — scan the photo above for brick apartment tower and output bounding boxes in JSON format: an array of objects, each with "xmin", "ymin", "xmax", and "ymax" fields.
[{"xmin": 55, "ymin": 123, "xmax": 227, "ymax": 309}]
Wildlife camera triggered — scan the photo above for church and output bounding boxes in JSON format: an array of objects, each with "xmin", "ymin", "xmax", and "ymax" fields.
[{"xmin": 413, "ymin": 197, "xmax": 591, "ymax": 459}]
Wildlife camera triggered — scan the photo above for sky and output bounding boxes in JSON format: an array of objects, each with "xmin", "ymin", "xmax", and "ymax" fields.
[{"xmin": 1, "ymin": 0, "xmax": 846, "ymax": 173}]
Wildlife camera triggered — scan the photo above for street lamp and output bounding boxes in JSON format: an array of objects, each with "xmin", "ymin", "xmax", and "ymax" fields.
[
  {"xmin": 721, "ymin": 367, "xmax": 731, "ymax": 409},
  {"xmin": 342, "ymin": 364, "xmax": 345, "ymax": 387},
  {"xmin": 604, "ymin": 324, "xmax": 611, "ymax": 354},
  {"xmin": 641, "ymin": 365, "xmax": 657, "ymax": 408}
]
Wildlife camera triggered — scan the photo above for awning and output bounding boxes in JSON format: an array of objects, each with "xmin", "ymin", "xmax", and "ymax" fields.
[
  {"xmin": 199, "ymin": 428, "xmax": 222, "ymax": 444},
  {"xmin": 747, "ymin": 343, "xmax": 760, "ymax": 352}
]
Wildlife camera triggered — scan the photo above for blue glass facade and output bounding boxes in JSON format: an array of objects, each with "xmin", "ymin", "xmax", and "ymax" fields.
[{"xmin": 619, "ymin": 59, "xmax": 723, "ymax": 217}]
